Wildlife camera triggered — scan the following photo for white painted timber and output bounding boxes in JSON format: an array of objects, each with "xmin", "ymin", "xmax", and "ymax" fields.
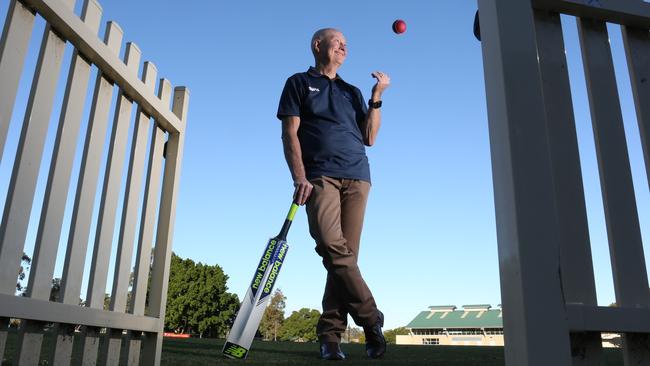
[
  {"xmin": 0, "ymin": 0, "xmax": 36, "ymax": 164},
  {"xmin": 86, "ymin": 41, "xmax": 141, "ymax": 310},
  {"xmin": 578, "ymin": 17, "xmax": 650, "ymax": 365},
  {"xmin": 59, "ymin": 20, "xmax": 122, "ymax": 307},
  {"xmin": 0, "ymin": 18, "xmax": 70, "ymax": 294},
  {"xmin": 130, "ymin": 79, "xmax": 171, "ymax": 317},
  {"xmin": 566, "ymin": 305, "xmax": 650, "ymax": 333},
  {"xmin": 20, "ymin": 0, "xmax": 182, "ymax": 134},
  {"xmin": 534, "ymin": 10, "xmax": 603, "ymax": 365},
  {"xmin": 478, "ymin": 0, "xmax": 572, "ymax": 365},
  {"xmin": 141, "ymin": 87, "xmax": 189, "ymax": 366},
  {"xmin": 110, "ymin": 61, "xmax": 157, "ymax": 314},
  {"xmin": 27, "ymin": 0, "xmax": 101, "ymax": 304},
  {"xmin": 0, "ymin": 293, "xmax": 160, "ymax": 332},
  {"xmin": 533, "ymin": 0, "xmax": 650, "ymax": 28},
  {"xmin": 622, "ymin": 25, "xmax": 650, "ymax": 189}
]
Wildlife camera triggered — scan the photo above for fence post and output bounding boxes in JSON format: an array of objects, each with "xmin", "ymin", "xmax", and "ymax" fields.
[{"xmin": 478, "ymin": 0, "xmax": 573, "ymax": 364}]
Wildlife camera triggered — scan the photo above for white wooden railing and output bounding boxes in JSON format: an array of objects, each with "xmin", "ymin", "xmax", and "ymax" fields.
[
  {"xmin": 0, "ymin": 0, "xmax": 189, "ymax": 364},
  {"xmin": 478, "ymin": 0, "xmax": 649, "ymax": 365}
]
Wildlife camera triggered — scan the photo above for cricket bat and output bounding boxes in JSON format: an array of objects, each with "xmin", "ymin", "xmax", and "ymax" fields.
[{"xmin": 222, "ymin": 201, "xmax": 299, "ymax": 359}]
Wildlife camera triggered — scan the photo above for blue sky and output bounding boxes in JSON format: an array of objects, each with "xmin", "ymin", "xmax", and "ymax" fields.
[{"xmin": 1, "ymin": 0, "xmax": 648, "ymax": 331}]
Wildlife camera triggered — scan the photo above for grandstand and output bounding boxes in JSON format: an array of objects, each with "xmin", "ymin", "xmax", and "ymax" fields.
[
  {"xmin": 397, "ymin": 305, "xmax": 621, "ymax": 348},
  {"xmin": 397, "ymin": 305, "xmax": 504, "ymax": 346}
]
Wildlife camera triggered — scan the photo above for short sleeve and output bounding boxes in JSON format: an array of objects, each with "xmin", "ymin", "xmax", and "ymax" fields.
[{"xmin": 277, "ymin": 75, "xmax": 304, "ymax": 120}]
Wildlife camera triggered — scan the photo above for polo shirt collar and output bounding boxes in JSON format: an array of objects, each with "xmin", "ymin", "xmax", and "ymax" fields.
[{"xmin": 308, "ymin": 66, "xmax": 344, "ymax": 82}]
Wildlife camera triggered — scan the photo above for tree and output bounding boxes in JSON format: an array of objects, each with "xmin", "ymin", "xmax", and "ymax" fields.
[
  {"xmin": 343, "ymin": 326, "xmax": 363, "ymax": 343},
  {"xmin": 384, "ymin": 327, "xmax": 409, "ymax": 344},
  {"xmin": 50, "ymin": 278, "xmax": 61, "ymax": 302},
  {"xmin": 279, "ymin": 308, "xmax": 320, "ymax": 342},
  {"xmin": 259, "ymin": 289, "xmax": 286, "ymax": 341},
  {"xmin": 16, "ymin": 252, "xmax": 31, "ymax": 295},
  {"xmin": 164, "ymin": 253, "xmax": 240, "ymax": 338},
  {"xmin": 104, "ymin": 293, "xmax": 111, "ymax": 310}
]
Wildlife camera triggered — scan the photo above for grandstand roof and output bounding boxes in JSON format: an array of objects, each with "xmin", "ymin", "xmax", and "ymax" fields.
[{"xmin": 406, "ymin": 305, "xmax": 503, "ymax": 329}]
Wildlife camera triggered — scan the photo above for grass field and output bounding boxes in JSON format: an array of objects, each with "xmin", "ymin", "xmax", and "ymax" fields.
[
  {"xmin": 2, "ymin": 331, "xmax": 626, "ymax": 365},
  {"xmin": 165, "ymin": 337, "xmax": 626, "ymax": 366},
  {"xmin": 164, "ymin": 338, "xmax": 508, "ymax": 365}
]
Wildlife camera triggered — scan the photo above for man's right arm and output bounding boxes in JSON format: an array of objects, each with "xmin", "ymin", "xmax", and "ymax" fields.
[{"xmin": 281, "ymin": 116, "xmax": 312, "ymax": 205}]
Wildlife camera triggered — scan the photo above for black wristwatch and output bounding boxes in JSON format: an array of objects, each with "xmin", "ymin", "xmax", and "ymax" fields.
[{"xmin": 368, "ymin": 99, "xmax": 382, "ymax": 109}]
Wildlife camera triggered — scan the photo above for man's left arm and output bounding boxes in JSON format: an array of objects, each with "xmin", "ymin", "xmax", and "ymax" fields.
[{"xmin": 361, "ymin": 71, "xmax": 390, "ymax": 146}]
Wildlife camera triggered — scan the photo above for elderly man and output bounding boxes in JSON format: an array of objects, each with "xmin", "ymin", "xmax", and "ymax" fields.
[{"xmin": 276, "ymin": 28, "xmax": 390, "ymax": 360}]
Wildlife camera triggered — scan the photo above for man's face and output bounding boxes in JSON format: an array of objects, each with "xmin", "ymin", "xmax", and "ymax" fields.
[{"xmin": 319, "ymin": 31, "xmax": 347, "ymax": 66}]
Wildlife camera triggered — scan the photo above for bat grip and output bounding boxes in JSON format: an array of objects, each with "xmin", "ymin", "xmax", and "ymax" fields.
[{"xmin": 278, "ymin": 202, "xmax": 299, "ymax": 240}]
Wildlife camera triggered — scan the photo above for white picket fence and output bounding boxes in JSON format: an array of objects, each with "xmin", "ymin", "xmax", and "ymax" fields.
[
  {"xmin": 0, "ymin": 0, "xmax": 189, "ymax": 364},
  {"xmin": 479, "ymin": 0, "xmax": 650, "ymax": 365}
]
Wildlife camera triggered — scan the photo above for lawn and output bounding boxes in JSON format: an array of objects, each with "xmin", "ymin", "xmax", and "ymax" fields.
[
  {"xmin": 162, "ymin": 337, "xmax": 625, "ymax": 366},
  {"xmin": 2, "ymin": 330, "xmax": 625, "ymax": 365},
  {"xmin": 164, "ymin": 338, "xmax": 505, "ymax": 365}
]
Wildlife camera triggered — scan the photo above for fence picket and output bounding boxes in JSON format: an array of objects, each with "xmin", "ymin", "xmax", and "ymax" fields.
[
  {"xmin": 54, "ymin": 20, "xmax": 123, "ymax": 365},
  {"xmin": 578, "ymin": 17, "xmax": 650, "ymax": 365},
  {"xmin": 125, "ymin": 78, "xmax": 171, "ymax": 364},
  {"xmin": 533, "ymin": 10, "xmax": 603, "ymax": 364},
  {"xmin": 622, "ymin": 25, "xmax": 650, "ymax": 189},
  {"xmin": 0, "ymin": 0, "xmax": 36, "ymax": 164},
  {"xmin": 13, "ymin": 1, "xmax": 101, "ymax": 363},
  {"xmin": 0, "ymin": 0, "xmax": 75, "ymax": 296},
  {"xmin": 83, "ymin": 40, "xmax": 141, "ymax": 364},
  {"xmin": 130, "ymin": 79, "xmax": 171, "ymax": 318},
  {"xmin": 86, "ymin": 41, "xmax": 141, "ymax": 310},
  {"xmin": 111, "ymin": 61, "xmax": 157, "ymax": 314},
  {"xmin": 102, "ymin": 61, "xmax": 158, "ymax": 366},
  {"xmin": 0, "ymin": 318, "xmax": 6, "ymax": 365},
  {"xmin": 141, "ymin": 87, "xmax": 189, "ymax": 366}
]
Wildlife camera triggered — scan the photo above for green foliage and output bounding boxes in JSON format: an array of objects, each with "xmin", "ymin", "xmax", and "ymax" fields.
[
  {"xmin": 342, "ymin": 326, "xmax": 363, "ymax": 343},
  {"xmin": 278, "ymin": 308, "xmax": 320, "ymax": 342},
  {"xmin": 384, "ymin": 326, "xmax": 410, "ymax": 344},
  {"xmin": 259, "ymin": 289, "xmax": 286, "ymax": 341},
  {"xmin": 165, "ymin": 253, "xmax": 240, "ymax": 338},
  {"xmin": 16, "ymin": 253, "xmax": 31, "ymax": 295},
  {"xmin": 49, "ymin": 278, "xmax": 61, "ymax": 302}
]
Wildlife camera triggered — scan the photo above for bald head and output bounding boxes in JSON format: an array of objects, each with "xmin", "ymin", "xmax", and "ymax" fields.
[
  {"xmin": 311, "ymin": 28, "xmax": 339, "ymax": 57},
  {"xmin": 311, "ymin": 28, "xmax": 347, "ymax": 68}
]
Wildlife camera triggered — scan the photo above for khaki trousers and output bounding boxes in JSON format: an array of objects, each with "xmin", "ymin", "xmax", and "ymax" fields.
[{"xmin": 306, "ymin": 176, "xmax": 379, "ymax": 342}]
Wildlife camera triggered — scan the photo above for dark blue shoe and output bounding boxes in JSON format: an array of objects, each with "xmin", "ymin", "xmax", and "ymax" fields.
[
  {"xmin": 320, "ymin": 341, "xmax": 345, "ymax": 360},
  {"xmin": 364, "ymin": 311, "xmax": 386, "ymax": 359}
]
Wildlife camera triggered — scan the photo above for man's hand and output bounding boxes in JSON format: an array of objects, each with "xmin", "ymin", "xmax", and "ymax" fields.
[
  {"xmin": 293, "ymin": 177, "xmax": 313, "ymax": 205},
  {"xmin": 371, "ymin": 71, "xmax": 390, "ymax": 99}
]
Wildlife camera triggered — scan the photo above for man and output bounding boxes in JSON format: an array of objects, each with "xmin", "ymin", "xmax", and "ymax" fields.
[{"xmin": 276, "ymin": 28, "xmax": 390, "ymax": 360}]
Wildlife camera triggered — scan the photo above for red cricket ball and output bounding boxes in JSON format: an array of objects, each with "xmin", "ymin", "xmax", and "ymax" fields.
[{"xmin": 392, "ymin": 19, "xmax": 407, "ymax": 34}]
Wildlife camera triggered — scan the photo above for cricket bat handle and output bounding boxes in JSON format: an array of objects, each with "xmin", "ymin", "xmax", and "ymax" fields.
[{"xmin": 277, "ymin": 202, "xmax": 299, "ymax": 241}]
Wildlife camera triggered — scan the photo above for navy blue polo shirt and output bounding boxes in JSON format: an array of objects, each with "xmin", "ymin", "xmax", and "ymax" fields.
[{"xmin": 277, "ymin": 67, "xmax": 370, "ymax": 183}]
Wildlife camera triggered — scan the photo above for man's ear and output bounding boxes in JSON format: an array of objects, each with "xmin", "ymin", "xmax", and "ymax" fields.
[{"xmin": 313, "ymin": 40, "xmax": 321, "ymax": 54}]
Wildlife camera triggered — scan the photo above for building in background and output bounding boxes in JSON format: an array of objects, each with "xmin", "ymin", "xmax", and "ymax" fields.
[
  {"xmin": 397, "ymin": 305, "xmax": 621, "ymax": 348},
  {"xmin": 397, "ymin": 305, "xmax": 504, "ymax": 346}
]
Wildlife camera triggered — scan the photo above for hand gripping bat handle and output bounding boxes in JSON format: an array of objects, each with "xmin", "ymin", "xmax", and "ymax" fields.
[{"xmin": 277, "ymin": 202, "xmax": 299, "ymax": 241}]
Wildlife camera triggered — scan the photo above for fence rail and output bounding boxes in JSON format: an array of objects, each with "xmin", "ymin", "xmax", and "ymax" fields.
[{"xmin": 0, "ymin": 0, "xmax": 189, "ymax": 364}]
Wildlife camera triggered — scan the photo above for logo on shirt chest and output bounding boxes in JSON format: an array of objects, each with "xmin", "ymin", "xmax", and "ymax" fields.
[{"xmin": 308, "ymin": 86, "xmax": 320, "ymax": 93}]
